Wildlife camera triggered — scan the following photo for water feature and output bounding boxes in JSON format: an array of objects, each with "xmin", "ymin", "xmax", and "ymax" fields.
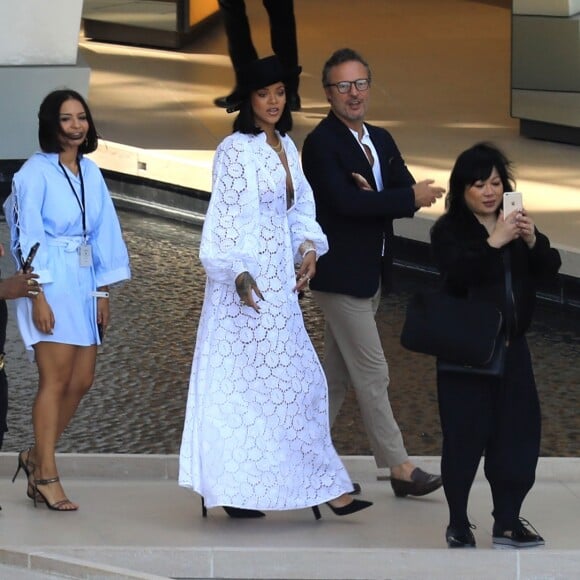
[{"xmin": 2, "ymin": 211, "xmax": 579, "ymax": 457}]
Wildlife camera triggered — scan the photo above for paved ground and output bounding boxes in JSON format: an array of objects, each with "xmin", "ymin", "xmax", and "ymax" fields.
[
  {"xmin": 0, "ymin": 0, "xmax": 579, "ymax": 577},
  {"xmin": 1, "ymin": 454, "xmax": 580, "ymax": 580}
]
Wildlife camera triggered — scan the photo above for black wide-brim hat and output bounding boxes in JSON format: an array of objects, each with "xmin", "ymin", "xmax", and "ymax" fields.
[{"xmin": 226, "ymin": 55, "xmax": 302, "ymax": 113}]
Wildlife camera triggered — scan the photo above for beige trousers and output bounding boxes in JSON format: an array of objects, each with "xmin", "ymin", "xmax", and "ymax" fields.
[{"xmin": 312, "ymin": 288, "xmax": 409, "ymax": 469}]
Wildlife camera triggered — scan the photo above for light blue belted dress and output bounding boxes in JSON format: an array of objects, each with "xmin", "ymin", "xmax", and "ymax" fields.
[{"xmin": 3, "ymin": 152, "xmax": 131, "ymax": 350}]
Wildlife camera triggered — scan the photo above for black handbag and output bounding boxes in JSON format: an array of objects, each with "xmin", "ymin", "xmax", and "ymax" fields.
[
  {"xmin": 400, "ymin": 292, "xmax": 504, "ymax": 365},
  {"xmin": 435, "ymin": 332, "xmax": 507, "ymax": 377},
  {"xmin": 400, "ymin": 252, "xmax": 512, "ymax": 378}
]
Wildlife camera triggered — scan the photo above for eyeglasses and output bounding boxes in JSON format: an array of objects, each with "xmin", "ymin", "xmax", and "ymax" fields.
[{"xmin": 324, "ymin": 78, "xmax": 370, "ymax": 94}]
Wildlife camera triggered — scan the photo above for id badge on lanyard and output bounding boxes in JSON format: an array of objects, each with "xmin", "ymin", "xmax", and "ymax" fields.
[
  {"xmin": 79, "ymin": 242, "xmax": 92, "ymax": 267},
  {"xmin": 59, "ymin": 159, "xmax": 93, "ymax": 267}
]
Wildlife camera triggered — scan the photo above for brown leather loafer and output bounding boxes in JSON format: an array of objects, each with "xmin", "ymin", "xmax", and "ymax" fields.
[{"xmin": 390, "ymin": 467, "xmax": 442, "ymax": 497}]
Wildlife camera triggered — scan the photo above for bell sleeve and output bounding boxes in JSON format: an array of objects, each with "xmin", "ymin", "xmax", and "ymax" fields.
[
  {"xmin": 200, "ymin": 136, "xmax": 261, "ymax": 285},
  {"xmin": 86, "ymin": 161, "xmax": 131, "ymax": 287},
  {"xmin": 3, "ymin": 163, "xmax": 53, "ymax": 284}
]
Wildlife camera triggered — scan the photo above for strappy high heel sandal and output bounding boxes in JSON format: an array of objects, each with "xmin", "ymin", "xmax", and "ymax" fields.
[
  {"xmin": 12, "ymin": 447, "xmax": 44, "ymax": 502},
  {"xmin": 201, "ymin": 497, "xmax": 265, "ymax": 518},
  {"xmin": 33, "ymin": 477, "xmax": 78, "ymax": 512}
]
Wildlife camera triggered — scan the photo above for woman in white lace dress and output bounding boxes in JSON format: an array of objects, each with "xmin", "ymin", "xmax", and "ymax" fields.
[{"xmin": 179, "ymin": 56, "xmax": 372, "ymax": 519}]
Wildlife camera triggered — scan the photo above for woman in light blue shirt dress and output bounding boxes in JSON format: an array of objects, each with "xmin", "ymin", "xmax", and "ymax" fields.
[{"xmin": 4, "ymin": 90, "xmax": 131, "ymax": 511}]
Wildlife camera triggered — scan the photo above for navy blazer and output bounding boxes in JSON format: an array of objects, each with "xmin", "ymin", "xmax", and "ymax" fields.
[{"xmin": 302, "ymin": 111, "xmax": 416, "ymax": 298}]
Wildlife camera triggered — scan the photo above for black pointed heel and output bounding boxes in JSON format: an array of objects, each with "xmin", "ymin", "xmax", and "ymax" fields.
[
  {"xmin": 311, "ymin": 506, "xmax": 322, "ymax": 520},
  {"xmin": 222, "ymin": 506, "xmax": 265, "ymax": 518},
  {"xmin": 200, "ymin": 497, "xmax": 265, "ymax": 518},
  {"xmin": 325, "ymin": 498, "xmax": 373, "ymax": 516}
]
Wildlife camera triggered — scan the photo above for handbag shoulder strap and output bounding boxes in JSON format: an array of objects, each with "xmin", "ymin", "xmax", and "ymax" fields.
[{"xmin": 502, "ymin": 249, "xmax": 514, "ymax": 340}]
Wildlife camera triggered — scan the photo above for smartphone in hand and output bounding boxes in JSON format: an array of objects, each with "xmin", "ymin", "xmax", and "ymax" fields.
[
  {"xmin": 503, "ymin": 191, "xmax": 523, "ymax": 219},
  {"xmin": 21, "ymin": 242, "xmax": 40, "ymax": 273}
]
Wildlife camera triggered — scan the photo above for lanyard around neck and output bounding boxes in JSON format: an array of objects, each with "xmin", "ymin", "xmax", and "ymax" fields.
[{"xmin": 58, "ymin": 159, "xmax": 86, "ymax": 238}]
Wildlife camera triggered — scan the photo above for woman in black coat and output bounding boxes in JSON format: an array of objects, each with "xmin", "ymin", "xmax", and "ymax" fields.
[{"xmin": 430, "ymin": 143, "xmax": 561, "ymax": 549}]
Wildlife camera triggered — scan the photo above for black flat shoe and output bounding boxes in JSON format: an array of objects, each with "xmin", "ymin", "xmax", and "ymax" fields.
[
  {"xmin": 446, "ymin": 524, "xmax": 476, "ymax": 548},
  {"xmin": 390, "ymin": 468, "xmax": 442, "ymax": 497},
  {"xmin": 492, "ymin": 518, "xmax": 545, "ymax": 548},
  {"xmin": 214, "ymin": 91, "xmax": 242, "ymax": 112},
  {"xmin": 213, "ymin": 93, "xmax": 234, "ymax": 109}
]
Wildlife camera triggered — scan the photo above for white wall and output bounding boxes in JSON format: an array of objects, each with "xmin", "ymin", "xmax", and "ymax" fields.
[
  {"xmin": 0, "ymin": 0, "xmax": 84, "ymax": 65},
  {"xmin": 0, "ymin": 0, "xmax": 89, "ymax": 159}
]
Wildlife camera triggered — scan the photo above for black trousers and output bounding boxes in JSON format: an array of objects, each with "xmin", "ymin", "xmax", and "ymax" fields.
[
  {"xmin": 218, "ymin": 0, "xmax": 299, "ymax": 91},
  {"xmin": 437, "ymin": 336, "xmax": 541, "ymax": 531}
]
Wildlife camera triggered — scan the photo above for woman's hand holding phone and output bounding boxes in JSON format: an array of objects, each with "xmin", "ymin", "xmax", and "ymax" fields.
[
  {"xmin": 503, "ymin": 192, "xmax": 523, "ymax": 220},
  {"xmin": 22, "ymin": 242, "xmax": 40, "ymax": 273}
]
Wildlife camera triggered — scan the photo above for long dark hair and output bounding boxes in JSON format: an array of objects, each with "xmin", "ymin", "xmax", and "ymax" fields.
[
  {"xmin": 446, "ymin": 142, "xmax": 515, "ymax": 215},
  {"xmin": 38, "ymin": 89, "xmax": 98, "ymax": 154},
  {"xmin": 233, "ymin": 92, "xmax": 293, "ymax": 136}
]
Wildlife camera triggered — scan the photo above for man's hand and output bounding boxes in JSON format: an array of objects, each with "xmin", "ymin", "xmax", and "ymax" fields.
[
  {"xmin": 351, "ymin": 172, "xmax": 373, "ymax": 191},
  {"xmin": 235, "ymin": 271, "xmax": 264, "ymax": 313},
  {"xmin": 0, "ymin": 271, "xmax": 40, "ymax": 300},
  {"xmin": 412, "ymin": 179, "xmax": 445, "ymax": 208}
]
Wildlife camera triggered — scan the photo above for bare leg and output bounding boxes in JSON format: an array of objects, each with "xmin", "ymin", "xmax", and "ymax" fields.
[
  {"xmin": 31, "ymin": 342, "xmax": 96, "ymax": 509},
  {"xmin": 54, "ymin": 346, "xmax": 97, "ymax": 440}
]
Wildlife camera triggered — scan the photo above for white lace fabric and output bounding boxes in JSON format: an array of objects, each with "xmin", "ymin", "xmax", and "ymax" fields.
[{"xmin": 179, "ymin": 132, "xmax": 352, "ymax": 509}]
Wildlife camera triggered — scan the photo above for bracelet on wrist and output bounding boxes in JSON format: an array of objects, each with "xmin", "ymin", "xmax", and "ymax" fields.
[
  {"xmin": 28, "ymin": 285, "xmax": 43, "ymax": 299},
  {"xmin": 302, "ymin": 247, "xmax": 316, "ymax": 259},
  {"xmin": 299, "ymin": 240, "xmax": 315, "ymax": 255}
]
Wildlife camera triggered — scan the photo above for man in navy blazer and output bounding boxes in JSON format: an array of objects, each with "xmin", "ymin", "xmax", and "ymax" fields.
[{"xmin": 302, "ymin": 48, "xmax": 444, "ymax": 497}]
